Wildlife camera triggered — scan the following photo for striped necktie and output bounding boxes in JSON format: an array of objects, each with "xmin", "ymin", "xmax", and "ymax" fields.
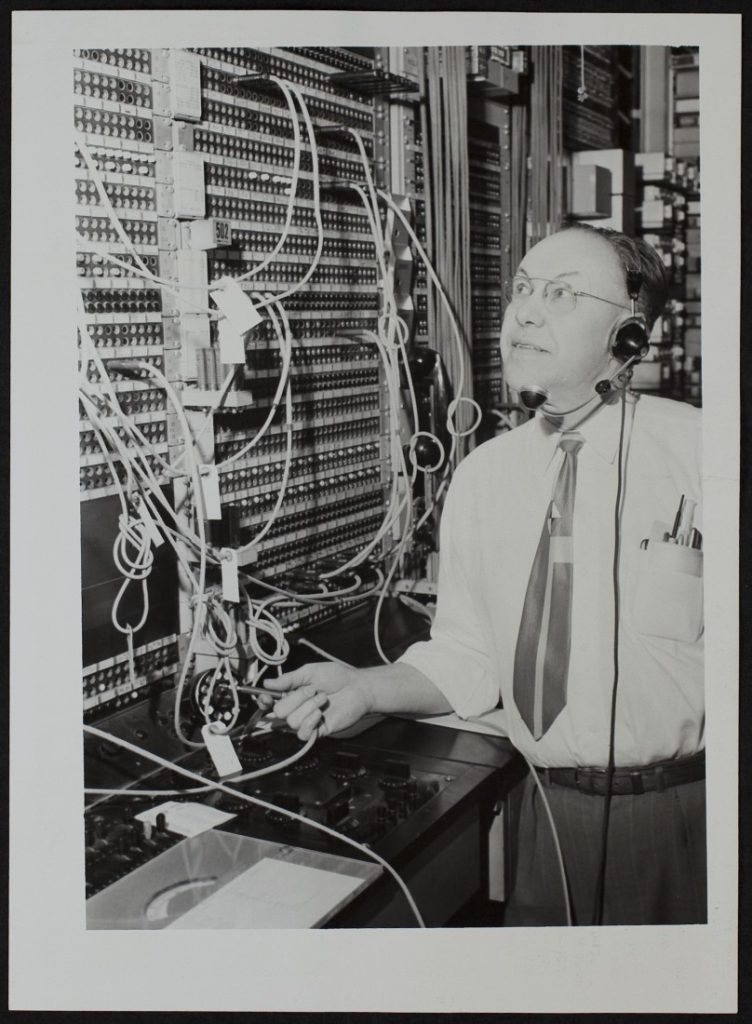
[{"xmin": 513, "ymin": 432, "xmax": 584, "ymax": 740}]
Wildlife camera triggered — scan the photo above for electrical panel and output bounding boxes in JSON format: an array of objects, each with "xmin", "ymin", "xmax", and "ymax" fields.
[
  {"xmin": 76, "ymin": 46, "xmax": 447, "ymax": 733},
  {"xmin": 468, "ymin": 115, "xmax": 508, "ymax": 417}
]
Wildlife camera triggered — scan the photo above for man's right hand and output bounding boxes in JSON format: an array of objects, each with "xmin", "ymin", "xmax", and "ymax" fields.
[{"xmin": 261, "ymin": 662, "xmax": 372, "ymax": 741}]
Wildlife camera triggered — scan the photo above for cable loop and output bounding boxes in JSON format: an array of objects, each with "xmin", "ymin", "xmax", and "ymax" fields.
[
  {"xmin": 447, "ymin": 395, "xmax": 484, "ymax": 438},
  {"xmin": 408, "ymin": 430, "xmax": 446, "ymax": 474}
]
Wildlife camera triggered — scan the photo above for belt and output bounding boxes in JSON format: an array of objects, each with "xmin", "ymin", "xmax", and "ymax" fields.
[{"xmin": 533, "ymin": 750, "xmax": 705, "ymax": 796}]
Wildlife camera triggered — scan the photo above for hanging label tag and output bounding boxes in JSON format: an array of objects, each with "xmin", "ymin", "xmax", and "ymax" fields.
[
  {"xmin": 198, "ymin": 465, "xmax": 222, "ymax": 520},
  {"xmin": 220, "ymin": 548, "xmax": 240, "ymax": 603},
  {"xmin": 133, "ymin": 495, "xmax": 164, "ymax": 548},
  {"xmin": 210, "ymin": 277, "xmax": 263, "ymax": 333},
  {"xmin": 201, "ymin": 723, "xmax": 242, "ymax": 777},
  {"xmin": 218, "ymin": 317, "xmax": 248, "ymax": 364}
]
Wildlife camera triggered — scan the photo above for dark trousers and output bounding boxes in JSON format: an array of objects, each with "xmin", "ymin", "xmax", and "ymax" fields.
[{"xmin": 504, "ymin": 773, "xmax": 707, "ymax": 926}]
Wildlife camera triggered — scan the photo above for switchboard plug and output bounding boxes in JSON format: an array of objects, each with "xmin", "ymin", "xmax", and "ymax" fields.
[
  {"xmin": 105, "ymin": 359, "xmax": 147, "ymax": 380},
  {"xmin": 313, "ymin": 123, "xmax": 352, "ymax": 142},
  {"xmin": 233, "ymin": 72, "xmax": 277, "ymax": 96},
  {"xmin": 318, "ymin": 180, "xmax": 354, "ymax": 201}
]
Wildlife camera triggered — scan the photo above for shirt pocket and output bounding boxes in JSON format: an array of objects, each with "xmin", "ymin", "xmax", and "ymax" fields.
[{"xmin": 632, "ymin": 542, "xmax": 704, "ymax": 643}]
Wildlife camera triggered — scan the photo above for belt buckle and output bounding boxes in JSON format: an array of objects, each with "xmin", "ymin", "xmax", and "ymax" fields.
[
  {"xmin": 629, "ymin": 770, "xmax": 645, "ymax": 795},
  {"xmin": 574, "ymin": 768, "xmax": 595, "ymax": 795}
]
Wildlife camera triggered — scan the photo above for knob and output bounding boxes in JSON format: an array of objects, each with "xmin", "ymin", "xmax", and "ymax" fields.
[
  {"xmin": 384, "ymin": 758, "xmax": 411, "ymax": 781},
  {"xmin": 332, "ymin": 750, "xmax": 362, "ymax": 777}
]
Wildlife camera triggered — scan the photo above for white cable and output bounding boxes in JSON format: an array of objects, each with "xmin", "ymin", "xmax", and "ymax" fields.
[
  {"xmin": 79, "ymin": 390, "xmax": 202, "ymax": 588},
  {"xmin": 117, "ymin": 360, "xmax": 208, "ymax": 750},
  {"xmin": 84, "ymin": 731, "xmax": 315, "ymax": 804},
  {"xmin": 397, "ymin": 594, "xmax": 435, "ymax": 623},
  {"xmin": 408, "ymin": 431, "xmax": 446, "ymax": 475},
  {"xmin": 244, "ymin": 414, "xmax": 292, "ymax": 547},
  {"xmin": 373, "ymin": 518, "xmax": 414, "ymax": 664},
  {"xmin": 79, "ymin": 302, "xmax": 211, "ymax": 751},
  {"xmin": 78, "ymin": 390, "xmax": 133, "ymax": 504},
  {"xmin": 253, "ymin": 82, "xmax": 324, "ymax": 307},
  {"xmin": 457, "ymin": 711, "xmax": 573, "ymax": 928},
  {"xmin": 348, "ymin": 182, "xmax": 420, "ymax": 437},
  {"xmin": 296, "ymin": 637, "xmax": 355, "ymax": 668},
  {"xmin": 240, "ymin": 305, "xmax": 295, "ymax": 546},
  {"xmin": 239, "ymin": 568, "xmax": 385, "ymax": 616},
  {"xmin": 346, "ymin": 136, "xmax": 420, "ymax": 431},
  {"xmin": 82, "ymin": 723, "xmax": 425, "ymax": 927},
  {"xmin": 225, "ymin": 731, "xmax": 318, "ymax": 783},
  {"xmin": 376, "ymin": 189, "xmax": 480, "ymax": 441},
  {"xmin": 74, "ymin": 128, "xmax": 150, "ymax": 277},
  {"xmin": 80, "ymin": 381, "xmax": 184, "ymax": 481},
  {"xmin": 110, "ymin": 516, "xmax": 152, "ymax": 637},
  {"xmin": 76, "ymin": 233, "xmax": 220, "ymax": 317},
  {"xmin": 86, "ymin": 785, "xmax": 215, "ymax": 798},
  {"xmin": 318, "ymin": 328, "xmax": 414, "ymax": 577},
  {"xmin": 523, "ymin": 760, "xmax": 573, "ymax": 927},
  {"xmin": 236, "ymin": 76, "xmax": 302, "ymax": 282},
  {"xmin": 245, "ymin": 593, "xmax": 291, "ymax": 666},
  {"xmin": 215, "ymin": 300, "xmax": 292, "ymax": 468},
  {"xmin": 205, "ymin": 599, "xmax": 238, "ymax": 653}
]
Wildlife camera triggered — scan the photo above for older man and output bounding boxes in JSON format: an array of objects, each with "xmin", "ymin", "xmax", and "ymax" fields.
[{"xmin": 264, "ymin": 226, "xmax": 705, "ymax": 927}]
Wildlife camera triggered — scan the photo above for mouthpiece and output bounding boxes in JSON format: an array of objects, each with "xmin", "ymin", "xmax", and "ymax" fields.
[{"xmin": 519, "ymin": 385, "xmax": 549, "ymax": 410}]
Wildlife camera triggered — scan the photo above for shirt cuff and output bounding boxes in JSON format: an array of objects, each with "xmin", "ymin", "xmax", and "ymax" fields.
[{"xmin": 397, "ymin": 639, "xmax": 499, "ymax": 719}]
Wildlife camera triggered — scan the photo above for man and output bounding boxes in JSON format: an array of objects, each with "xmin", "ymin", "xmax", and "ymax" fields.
[{"xmin": 263, "ymin": 226, "xmax": 705, "ymax": 926}]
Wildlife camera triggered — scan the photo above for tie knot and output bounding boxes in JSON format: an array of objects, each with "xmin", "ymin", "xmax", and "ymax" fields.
[{"xmin": 558, "ymin": 432, "xmax": 584, "ymax": 455}]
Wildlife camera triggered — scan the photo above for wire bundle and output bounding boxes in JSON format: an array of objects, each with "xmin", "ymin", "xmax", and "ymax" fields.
[
  {"xmin": 424, "ymin": 47, "xmax": 475, "ymax": 448},
  {"xmin": 76, "ymin": 61, "xmax": 482, "ymax": 740},
  {"xmin": 529, "ymin": 46, "xmax": 563, "ymax": 246},
  {"xmin": 510, "ymin": 102, "xmax": 529, "ymax": 275}
]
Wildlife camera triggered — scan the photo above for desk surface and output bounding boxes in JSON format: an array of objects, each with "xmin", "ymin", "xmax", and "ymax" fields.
[{"xmin": 350, "ymin": 715, "xmax": 519, "ymax": 774}]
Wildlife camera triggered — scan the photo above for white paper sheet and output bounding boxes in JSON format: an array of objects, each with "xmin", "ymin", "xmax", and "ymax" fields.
[
  {"xmin": 166, "ymin": 857, "xmax": 365, "ymax": 929},
  {"xmin": 135, "ymin": 801, "xmax": 236, "ymax": 838}
]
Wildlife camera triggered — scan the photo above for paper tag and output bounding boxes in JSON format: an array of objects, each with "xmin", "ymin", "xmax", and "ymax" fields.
[
  {"xmin": 210, "ymin": 277, "xmax": 263, "ymax": 333},
  {"xmin": 220, "ymin": 548, "xmax": 240, "ymax": 603},
  {"xmin": 133, "ymin": 496, "xmax": 164, "ymax": 548},
  {"xmin": 201, "ymin": 723, "xmax": 243, "ymax": 777},
  {"xmin": 217, "ymin": 318, "xmax": 248, "ymax": 364},
  {"xmin": 198, "ymin": 465, "xmax": 222, "ymax": 520}
]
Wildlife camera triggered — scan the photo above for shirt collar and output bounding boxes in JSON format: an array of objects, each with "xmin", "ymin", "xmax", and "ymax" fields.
[{"xmin": 528, "ymin": 392, "xmax": 638, "ymax": 472}]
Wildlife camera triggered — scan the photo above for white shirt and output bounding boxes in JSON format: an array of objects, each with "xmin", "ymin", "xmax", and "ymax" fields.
[{"xmin": 399, "ymin": 393, "xmax": 704, "ymax": 768}]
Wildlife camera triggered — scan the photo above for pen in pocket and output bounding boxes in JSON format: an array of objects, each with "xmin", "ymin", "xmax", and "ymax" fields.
[{"xmin": 669, "ymin": 495, "xmax": 697, "ymax": 545}]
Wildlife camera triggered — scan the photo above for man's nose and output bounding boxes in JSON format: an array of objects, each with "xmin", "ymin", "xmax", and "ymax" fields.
[{"xmin": 514, "ymin": 291, "xmax": 545, "ymax": 327}]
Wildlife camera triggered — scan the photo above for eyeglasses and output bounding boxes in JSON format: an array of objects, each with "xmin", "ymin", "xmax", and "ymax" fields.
[{"xmin": 507, "ymin": 276, "xmax": 631, "ymax": 315}]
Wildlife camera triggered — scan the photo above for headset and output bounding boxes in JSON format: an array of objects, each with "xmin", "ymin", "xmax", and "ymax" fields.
[{"xmin": 518, "ymin": 269, "xmax": 649, "ymax": 415}]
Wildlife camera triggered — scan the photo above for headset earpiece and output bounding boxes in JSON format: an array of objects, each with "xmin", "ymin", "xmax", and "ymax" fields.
[
  {"xmin": 610, "ymin": 314, "xmax": 649, "ymax": 363},
  {"xmin": 610, "ymin": 268, "xmax": 649, "ymax": 363}
]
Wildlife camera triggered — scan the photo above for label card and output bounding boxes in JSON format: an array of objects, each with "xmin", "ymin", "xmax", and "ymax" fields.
[
  {"xmin": 210, "ymin": 277, "xmax": 263, "ymax": 333},
  {"xmin": 220, "ymin": 548, "xmax": 240, "ymax": 604},
  {"xmin": 198, "ymin": 464, "xmax": 222, "ymax": 520},
  {"xmin": 218, "ymin": 318, "xmax": 248, "ymax": 364},
  {"xmin": 201, "ymin": 724, "xmax": 243, "ymax": 777}
]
